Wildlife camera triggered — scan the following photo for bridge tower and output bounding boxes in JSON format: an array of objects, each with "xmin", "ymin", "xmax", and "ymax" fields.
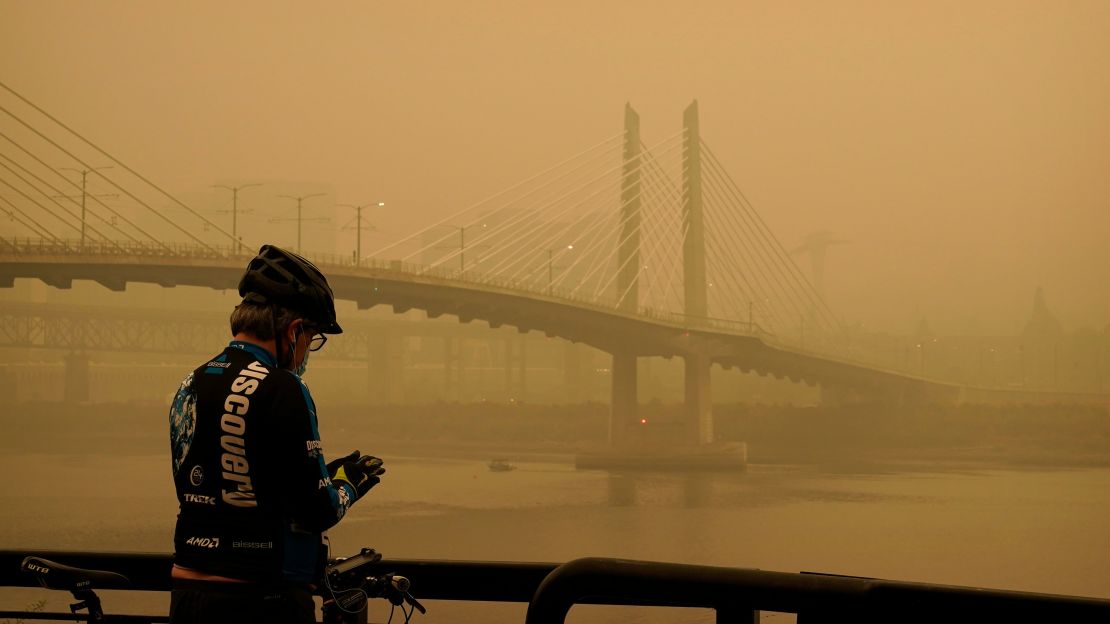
[
  {"xmin": 682, "ymin": 100, "xmax": 713, "ymax": 444},
  {"xmin": 610, "ymin": 103, "xmax": 642, "ymax": 444}
]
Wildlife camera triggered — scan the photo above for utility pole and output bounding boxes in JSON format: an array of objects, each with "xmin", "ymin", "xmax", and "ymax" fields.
[
  {"xmin": 274, "ymin": 193, "xmax": 327, "ymax": 253},
  {"xmin": 338, "ymin": 201, "xmax": 384, "ymax": 267},
  {"xmin": 59, "ymin": 166, "xmax": 114, "ymax": 249},
  {"xmin": 213, "ymin": 183, "xmax": 262, "ymax": 254}
]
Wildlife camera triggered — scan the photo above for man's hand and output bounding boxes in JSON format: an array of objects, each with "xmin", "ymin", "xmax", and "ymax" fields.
[
  {"xmin": 327, "ymin": 450, "xmax": 360, "ymax": 475},
  {"xmin": 331, "ymin": 455, "xmax": 386, "ymax": 500}
]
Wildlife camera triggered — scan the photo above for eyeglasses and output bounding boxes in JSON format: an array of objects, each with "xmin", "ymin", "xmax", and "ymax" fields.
[{"xmin": 308, "ymin": 333, "xmax": 328, "ymax": 352}]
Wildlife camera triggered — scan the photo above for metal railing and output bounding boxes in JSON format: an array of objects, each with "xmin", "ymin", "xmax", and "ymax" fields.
[{"xmin": 3, "ymin": 551, "xmax": 1110, "ymax": 623}]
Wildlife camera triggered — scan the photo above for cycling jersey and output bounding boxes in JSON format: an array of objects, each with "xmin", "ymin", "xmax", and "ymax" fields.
[{"xmin": 169, "ymin": 341, "xmax": 355, "ymax": 584}]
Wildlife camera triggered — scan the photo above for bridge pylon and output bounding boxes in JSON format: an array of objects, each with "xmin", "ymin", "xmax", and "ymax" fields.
[
  {"xmin": 683, "ymin": 100, "xmax": 713, "ymax": 444},
  {"xmin": 609, "ymin": 103, "xmax": 643, "ymax": 443}
]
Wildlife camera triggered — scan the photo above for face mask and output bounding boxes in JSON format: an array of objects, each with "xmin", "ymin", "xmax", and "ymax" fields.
[
  {"xmin": 289, "ymin": 325, "xmax": 310, "ymax": 377},
  {"xmin": 293, "ymin": 349, "xmax": 310, "ymax": 377}
]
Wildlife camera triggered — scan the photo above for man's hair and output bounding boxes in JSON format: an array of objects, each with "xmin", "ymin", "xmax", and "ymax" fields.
[{"xmin": 230, "ymin": 302, "xmax": 301, "ymax": 341}]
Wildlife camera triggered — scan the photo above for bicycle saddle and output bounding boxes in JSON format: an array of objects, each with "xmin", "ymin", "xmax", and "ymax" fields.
[{"xmin": 21, "ymin": 556, "xmax": 131, "ymax": 591}]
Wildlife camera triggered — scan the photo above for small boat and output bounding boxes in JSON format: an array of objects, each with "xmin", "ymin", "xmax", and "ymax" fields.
[{"xmin": 488, "ymin": 459, "xmax": 516, "ymax": 472}]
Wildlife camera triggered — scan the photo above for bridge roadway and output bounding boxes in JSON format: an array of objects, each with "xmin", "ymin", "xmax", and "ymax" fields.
[{"xmin": 0, "ymin": 243, "xmax": 961, "ymax": 404}]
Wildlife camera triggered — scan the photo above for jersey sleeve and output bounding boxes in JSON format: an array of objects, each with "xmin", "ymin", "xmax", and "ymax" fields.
[{"xmin": 272, "ymin": 374, "xmax": 357, "ymax": 532}]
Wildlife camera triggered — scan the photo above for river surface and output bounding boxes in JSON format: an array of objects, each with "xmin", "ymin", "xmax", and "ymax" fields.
[{"xmin": 1, "ymin": 452, "xmax": 1108, "ymax": 622}]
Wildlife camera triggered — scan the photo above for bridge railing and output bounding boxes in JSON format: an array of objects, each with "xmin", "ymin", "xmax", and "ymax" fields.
[
  {"xmin": 2, "ymin": 236, "xmax": 922, "ymax": 376},
  {"xmin": 0, "ymin": 236, "xmax": 780, "ymax": 337},
  {"xmin": 0, "ymin": 236, "xmax": 255, "ymax": 261},
  {"xmin": 2, "ymin": 551, "xmax": 1109, "ymax": 623}
]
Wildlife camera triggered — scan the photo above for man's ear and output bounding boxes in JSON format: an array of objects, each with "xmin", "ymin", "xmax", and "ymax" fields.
[{"xmin": 286, "ymin": 319, "xmax": 303, "ymax": 342}]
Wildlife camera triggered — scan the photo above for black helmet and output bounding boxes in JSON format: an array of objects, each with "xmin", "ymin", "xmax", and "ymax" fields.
[{"xmin": 238, "ymin": 245, "xmax": 343, "ymax": 334}]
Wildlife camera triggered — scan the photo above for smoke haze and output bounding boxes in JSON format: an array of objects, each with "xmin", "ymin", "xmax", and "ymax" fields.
[{"xmin": 2, "ymin": 1, "xmax": 1109, "ymax": 332}]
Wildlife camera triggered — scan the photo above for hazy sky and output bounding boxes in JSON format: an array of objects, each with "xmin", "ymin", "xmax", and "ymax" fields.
[{"xmin": 2, "ymin": 1, "xmax": 1108, "ymax": 334}]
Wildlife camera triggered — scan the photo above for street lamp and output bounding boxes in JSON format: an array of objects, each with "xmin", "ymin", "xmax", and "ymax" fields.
[
  {"xmin": 435, "ymin": 223, "xmax": 488, "ymax": 272},
  {"xmin": 273, "ymin": 193, "xmax": 327, "ymax": 253},
  {"xmin": 59, "ymin": 166, "xmax": 114, "ymax": 249},
  {"xmin": 213, "ymin": 183, "xmax": 262, "ymax": 254},
  {"xmin": 338, "ymin": 201, "xmax": 384, "ymax": 267},
  {"xmin": 547, "ymin": 244, "xmax": 574, "ymax": 294}
]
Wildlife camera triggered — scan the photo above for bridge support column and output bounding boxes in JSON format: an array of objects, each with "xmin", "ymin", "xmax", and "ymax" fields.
[
  {"xmin": 682, "ymin": 101, "xmax": 712, "ymax": 445},
  {"xmin": 367, "ymin": 333, "xmax": 405, "ymax": 404},
  {"xmin": 685, "ymin": 354, "xmax": 713, "ymax": 444},
  {"xmin": 64, "ymin": 352, "xmax": 90, "ymax": 403},
  {"xmin": 610, "ymin": 353, "xmax": 637, "ymax": 445},
  {"xmin": 504, "ymin": 336, "xmax": 527, "ymax": 401},
  {"xmin": 563, "ymin": 342, "xmax": 585, "ymax": 403},
  {"xmin": 444, "ymin": 337, "xmax": 462, "ymax": 401}
]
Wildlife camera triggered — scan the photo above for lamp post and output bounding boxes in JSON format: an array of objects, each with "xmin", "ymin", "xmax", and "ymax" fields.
[
  {"xmin": 213, "ymin": 183, "xmax": 262, "ymax": 254},
  {"xmin": 273, "ymin": 193, "xmax": 327, "ymax": 253},
  {"xmin": 547, "ymin": 244, "xmax": 574, "ymax": 294},
  {"xmin": 59, "ymin": 166, "xmax": 113, "ymax": 249},
  {"xmin": 432, "ymin": 223, "xmax": 489, "ymax": 272},
  {"xmin": 338, "ymin": 201, "xmax": 384, "ymax": 267}
]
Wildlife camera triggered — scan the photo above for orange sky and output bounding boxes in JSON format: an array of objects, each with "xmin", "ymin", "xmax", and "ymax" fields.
[{"xmin": 2, "ymin": 1, "xmax": 1108, "ymax": 333}]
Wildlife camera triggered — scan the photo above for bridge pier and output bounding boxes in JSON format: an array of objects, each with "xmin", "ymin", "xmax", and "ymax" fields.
[
  {"xmin": 367, "ymin": 333, "xmax": 405, "ymax": 404},
  {"xmin": 504, "ymin": 336, "xmax": 527, "ymax": 401},
  {"xmin": 684, "ymin": 354, "xmax": 713, "ymax": 444},
  {"xmin": 562, "ymin": 342, "xmax": 586, "ymax": 403},
  {"xmin": 63, "ymin": 351, "xmax": 90, "ymax": 403},
  {"xmin": 609, "ymin": 353, "xmax": 638, "ymax": 445},
  {"xmin": 444, "ymin": 337, "xmax": 462, "ymax": 401}
]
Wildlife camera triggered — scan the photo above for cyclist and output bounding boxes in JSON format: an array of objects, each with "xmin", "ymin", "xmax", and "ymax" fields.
[{"xmin": 167, "ymin": 244, "xmax": 385, "ymax": 624}]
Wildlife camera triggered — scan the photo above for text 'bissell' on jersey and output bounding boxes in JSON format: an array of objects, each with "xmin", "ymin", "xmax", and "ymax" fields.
[{"xmin": 221, "ymin": 360, "xmax": 268, "ymax": 507}]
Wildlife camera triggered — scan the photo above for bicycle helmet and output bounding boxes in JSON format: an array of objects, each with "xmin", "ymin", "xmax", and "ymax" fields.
[{"xmin": 238, "ymin": 245, "xmax": 343, "ymax": 334}]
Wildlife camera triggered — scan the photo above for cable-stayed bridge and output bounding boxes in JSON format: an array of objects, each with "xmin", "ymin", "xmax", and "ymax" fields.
[{"xmin": 0, "ymin": 83, "xmax": 972, "ymax": 444}]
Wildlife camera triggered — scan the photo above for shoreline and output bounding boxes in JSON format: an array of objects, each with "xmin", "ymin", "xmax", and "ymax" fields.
[{"xmin": 5, "ymin": 400, "xmax": 1110, "ymax": 471}]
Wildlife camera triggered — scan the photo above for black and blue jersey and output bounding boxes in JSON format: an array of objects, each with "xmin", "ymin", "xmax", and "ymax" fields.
[{"xmin": 169, "ymin": 341, "xmax": 355, "ymax": 584}]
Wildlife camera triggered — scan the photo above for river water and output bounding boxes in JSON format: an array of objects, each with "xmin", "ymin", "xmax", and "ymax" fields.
[{"xmin": 1, "ymin": 452, "xmax": 1108, "ymax": 622}]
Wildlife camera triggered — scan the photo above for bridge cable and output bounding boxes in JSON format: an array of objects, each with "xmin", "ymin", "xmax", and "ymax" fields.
[
  {"xmin": 564, "ymin": 138, "xmax": 686, "ymax": 304},
  {"xmin": 0, "ymin": 173, "xmax": 124, "ymax": 251},
  {"xmin": 0, "ymin": 159, "xmax": 126, "ymax": 247},
  {"xmin": 696, "ymin": 150, "xmax": 813, "ymax": 329},
  {"xmin": 702, "ymin": 141, "xmax": 840, "ymax": 333},
  {"xmin": 373, "ymin": 132, "xmax": 624, "ymax": 260},
  {"xmin": 423, "ymin": 130, "xmax": 681, "ymax": 278},
  {"xmin": 0, "ymin": 193, "xmax": 60, "ymax": 241},
  {"xmin": 637, "ymin": 149, "xmax": 689, "ymax": 316},
  {"xmin": 0, "ymin": 85, "xmax": 226, "ymax": 253},
  {"xmin": 499, "ymin": 144, "xmax": 678, "ymax": 292},
  {"xmin": 640, "ymin": 143, "xmax": 751, "ymax": 323},
  {"xmin": 698, "ymin": 169, "xmax": 796, "ymax": 328},
  {"xmin": 606, "ymin": 149, "xmax": 691, "ymax": 312},
  {"xmin": 700, "ymin": 166, "xmax": 803, "ymax": 333},
  {"xmin": 700, "ymin": 151, "xmax": 826, "ymax": 332},
  {"xmin": 640, "ymin": 145, "xmax": 750, "ymax": 322},
  {"xmin": 460, "ymin": 137, "xmax": 669, "ymax": 282},
  {"xmin": 399, "ymin": 135, "xmax": 624, "ymax": 267},
  {"xmin": 0, "ymin": 132, "xmax": 158, "ymax": 245},
  {"xmin": 701, "ymin": 160, "xmax": 834, "ymax": 339},
  {"xmin": 0, "ymin": 148, "xmax": 144, "ymax": 244},
  {"xmin": 460, "ymin": 131, "xmax": 682, "ymax": 292},
  {"xmin": 623, "ymin": 159, "xmax": 684, "ymax": 313}
]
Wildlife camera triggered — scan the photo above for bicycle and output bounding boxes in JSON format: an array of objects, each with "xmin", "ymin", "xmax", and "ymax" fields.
[
  {"xmin": 321, "ymin": 548, "xmax": 426, "ymax": 624},
  {"xmin": 20, "ymin": 548, "xmax": 425, "ymax": 624}
]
